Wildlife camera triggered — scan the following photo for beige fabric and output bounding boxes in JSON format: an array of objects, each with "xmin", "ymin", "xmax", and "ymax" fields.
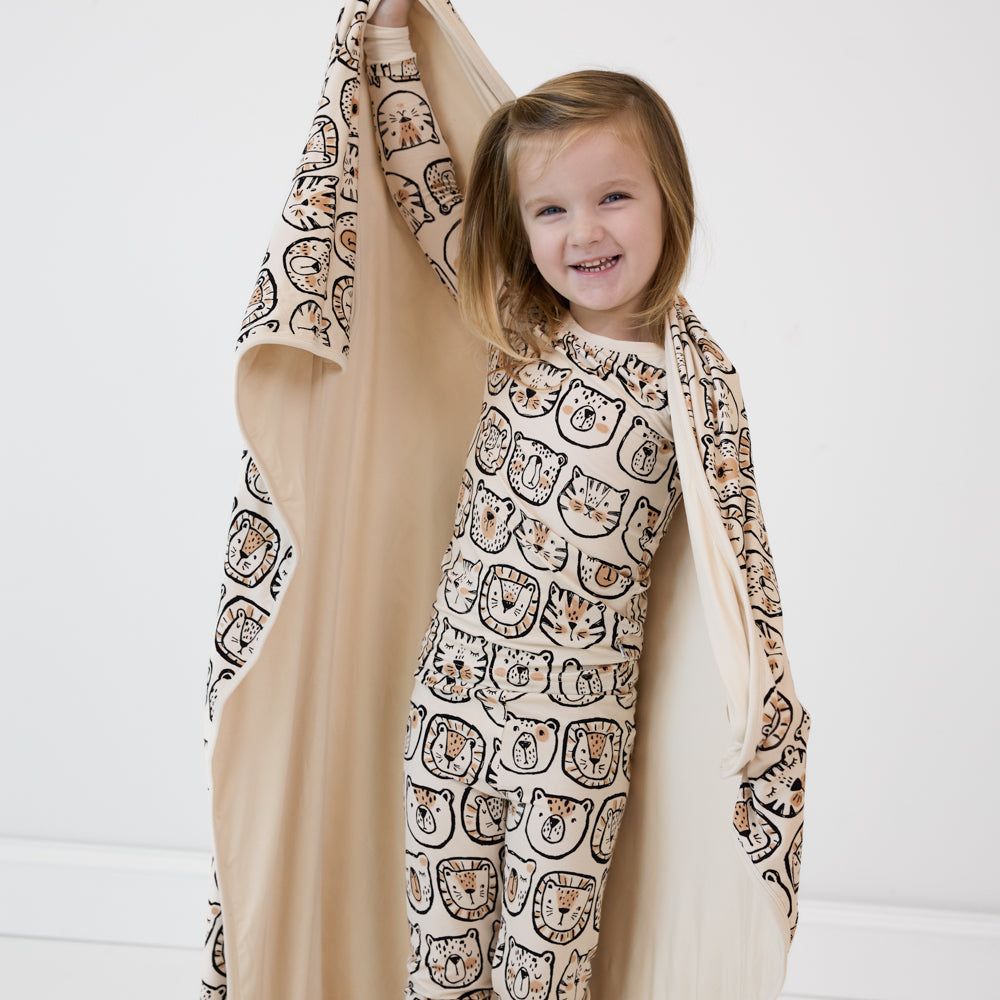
[{"xmin": 202, "ymin": 2, "xmax": 807, "ymax": 997}]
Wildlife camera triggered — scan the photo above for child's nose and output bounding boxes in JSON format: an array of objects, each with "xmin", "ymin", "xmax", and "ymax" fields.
[{"xmin": 569, "ymin": 212, "xmax": 603, "ymax": 248}]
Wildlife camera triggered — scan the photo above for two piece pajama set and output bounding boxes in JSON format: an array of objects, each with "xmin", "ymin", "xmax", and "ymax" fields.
[{"xmin": 366, "ymin": 25, "xmax": 681, "ymax": 1000}]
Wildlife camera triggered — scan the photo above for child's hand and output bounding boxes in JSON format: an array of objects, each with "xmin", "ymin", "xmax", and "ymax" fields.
[{"xmin": 369, "ymin": 0, "xmax": 415, "ymax": 27}]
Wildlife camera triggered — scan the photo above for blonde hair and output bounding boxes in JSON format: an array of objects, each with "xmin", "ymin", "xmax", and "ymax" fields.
[{"xmin": 458, "ymin": 69, "xmax": 695, "ymax": 361}]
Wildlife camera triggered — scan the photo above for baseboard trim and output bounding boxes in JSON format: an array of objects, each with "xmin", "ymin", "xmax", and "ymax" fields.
[{"xmin": 2, "ymin": 837, "xmax": 998, "ymax": 998}]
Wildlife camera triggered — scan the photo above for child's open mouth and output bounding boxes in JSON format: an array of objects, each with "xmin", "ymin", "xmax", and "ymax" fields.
[{"xmin": 571, "ymin": 255, "xmax": 620, "ymax": 273}]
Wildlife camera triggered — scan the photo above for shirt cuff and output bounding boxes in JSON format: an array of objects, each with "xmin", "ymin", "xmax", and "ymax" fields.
[{"xmin": 364, "ymin": 24, "xmax": 415, "ymax": 62}]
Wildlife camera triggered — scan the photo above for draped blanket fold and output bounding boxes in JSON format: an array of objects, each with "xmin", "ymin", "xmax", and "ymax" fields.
[{"xmin": 200, "ymin": 2, "xmax": 810, "ymax": 997}]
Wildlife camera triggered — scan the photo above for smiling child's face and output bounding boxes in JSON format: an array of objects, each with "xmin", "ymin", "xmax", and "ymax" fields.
[{"xmin": 516, "ymin": 126, "xmax": 665, "ymax": 341}]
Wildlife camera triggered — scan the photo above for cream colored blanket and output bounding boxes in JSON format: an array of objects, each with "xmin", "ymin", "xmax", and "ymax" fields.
[{"xmin": 200, "ymin": 2, "xmax": 810, "ymax": 997}]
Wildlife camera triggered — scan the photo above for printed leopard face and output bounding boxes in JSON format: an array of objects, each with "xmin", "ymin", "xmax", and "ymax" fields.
[
  {"xmin": 513, "ymin": 515, "xmax": 568, "ymax": 571},
  {"xmin": 377, "ymin": 90, "xmax": 440, "ymax": 159},
  {"xmin": 490, "ymin": 647, "xmax": 552, "ymax": 692},
  {"xmin": 540, "ymin": 584, "xmax": 607, "ymax": 649},
  {"xmin": 469, "ymin": 481, "xmax": 516, "ymax": 554},
  {"xmin": 525, "ymin": 787, "xmax": 593, "ymax": 859},
  {"xmin": 283, "ymin": 172, "xmax": 338, "ymax": 231},
  {"xmin": 562, "ymin": 719, "xmax": 622, "ymax": 788},
  {"xmin": 498, "ymin": 715, "xmax": 560, "ymax": 774},
  {"xmin": 532, "ymin": 872, "xmax": 595, "ymax": 944},
  {"xmin": 405, "ymin": 776, "xmax": 455, "ymax": 848},
  {"xmin": 509, "ymin": 361, "xmax": 571, "ymax": 418},
  {"xmin": 438, "ymin": 858, "xmax": 498, "ymax": 921},
  {"xmin": 405, "ymin": 851, "xmax": 433, "ymax": 914},
  {"xmin": 425, "ymin": 929, "xmax": 483, "ymax": 989},
  {"xmin": 200, "ymin": 984, "xmax": 226, "ymax": 1000},
  {"xmin": 423, "ymin": 714, "xmax": 485, "ymax": 785},
  {"xmin": 616, "ymin": 415, "xmax": 675, "ymax": 483},
  {"xmin": 556, "ymin": 379, "xmax": 626, "ymax": 448},
  {"xmin": 557, "ymin": 467, "xmax": 628, "ymax": 538},
  {"xmin": 615, "ymin": 354, "xmax": 668, "ymax": 410},
  {"xmin": 339, "ymin": 77, "xmax": 360, "ymax": 137},
  {"xmin": 507, "ymin": 433, "xmax": 567, "ymax": 506},
  {"xmin": 504, "ymin": 937, "xmax": 555, "ymax": 1000},
  {"xmin": 746, "ymin": 550, "xmax": 781, "ymax": 617},
  {"xmin": 474, "ymin": 407, "xmax": 512, "ymax": 475}
]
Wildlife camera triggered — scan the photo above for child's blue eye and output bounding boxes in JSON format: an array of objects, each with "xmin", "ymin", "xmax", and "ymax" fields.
[
  {"xmin": 603, "ymin": 192, "xmax": 628, "ymax": 204},
  {"xmin": 537, "ymin": 206, "xmax": 563, "ymax": 217}
]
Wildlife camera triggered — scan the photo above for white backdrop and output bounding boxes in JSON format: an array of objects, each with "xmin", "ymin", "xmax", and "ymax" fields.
[{"xmin": 1, "ymin": 0, "xmax": 997, "ymax": 963}]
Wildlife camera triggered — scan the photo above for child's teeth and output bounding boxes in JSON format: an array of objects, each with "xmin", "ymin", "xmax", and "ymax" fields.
[{"xmin": 575, "ymin": 256, "xmax": 617, "ymax": 272}]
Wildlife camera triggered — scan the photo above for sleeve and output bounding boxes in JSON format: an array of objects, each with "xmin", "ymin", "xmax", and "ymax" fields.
[{"xmin": 364, "ymin": 24, "xmax": 464, "ymax": 298}]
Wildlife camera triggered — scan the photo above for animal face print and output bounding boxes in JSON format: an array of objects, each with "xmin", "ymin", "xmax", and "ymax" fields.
[
  {"xmin": 509, "ymin": 361, "xmax": 571, "ymax": 418},
  {"xmin": 295, "ymin": 114, "xmax": 338, "ymax": 175},
  {"xmin": 225, "ymin": 511, "xmax": 278, "ymax": 587},
  {"xmin": 474, "ymin": 407, "xmax": 512, "ymax": 475},
  {"xmin": 453, "ymin": 470, "xmax": 473, "ymax": 538},
  {"xmin": 334, "ymin": 211, "xmax": 357, "ymax": 268},
  {"xmin": 215, "ymin": 599, "xmax": 268, "ymax": 667},
  {"xmin": 532, "ymin": 872, "xmax": 595, "ymax": 944},
  {"xmin": 478, "ymin": 565, "xmax": 540, "ymax": 639},
  {"xmin": 513, "ymin": 515, "xmax": 568, "ymax": 572},
  {"xmin": 283, "ymin": 237, "xmax": 331, "ymax": 297},
  {"xmin": 490, "ymin": 647, "xmax": 552, "ymax": 692},
  {"xmin": 384, "ymin": 172, "xmax": 434, "ymax": 235},
  {"xmin": 746, "ymin": 550, "xmax": 781, "ymax": 617},
  {"xmin": 556, "ymin": 945, "xmax": 597, "ymax": 1000},
  {"xmin": 405, "ymin": 776, "xmax": 455, "ymax": 848},
  {"xmin": 503, "ymin": 937, "xmax": 555, "ymax": 999},
  {"xmin": 405, "ymin": 850, "xmax": 433, "ymax": 913},
  {"xmin": 577, "ymin": 553, "xmax": 633, "ymax": 599},
  {"xmin": 556, "ymin": 379, "xmax": 625, "ymax": 448},
  {"xmin": 623, "ymin": 497, "xmax": 661, "ymax": 563},
  {"xmin": 540, "ymin": 584, "xmax": 607, "ymax": 649},
  {"xmin": 589, "ymin": 794, "xmax": 627, "ymax": 864},
  {"xmin": 444, "ymin": 551, "xmax": 482, "ymax": 615},
  {"xmin": 500, "ymin": 848, "xmax": 536, "ymax": 916},
  {"xmin": 548, "ymin": 662, "xmax": 616, "ymax": 707},
  {"xmin": 615, "ymin": 354, "xmax": 668, "ymax": 410},
  {"xmin": 704, "ymin": 375, "xmax": 740, "ymax": 434},
  {"xmin": 499, "ymin": 715, "xmax": 560, "ymax": 775},
  {"xmin": 752, "ymin": 745, "xmax": 805, "ymax": 817},
  {"xmin": 283, "ymin": 173, "xmax": 337, "ymax": 231},
  {"xmin": 289, "ymin": 300, "xmax": 332, "ymax": 345},
  {"xmin": 425, "ymin": 619, "xmax": 489, "ymax": 702},
  {"xmin": 560, "ymin": 331, "xmax": 616, "ymax": 380},
  {"xmin": 243, "ymin": 269, "xmax": 276, "ymax": 329},
  {"xmin": 563, "ymin": 719, "xmax": 622, "ymax": 788},
  {"xmin": 341, "ymin": 142, "xmax": 359, "ymax": 201},
  {"xmin": 424, "ymin": 157, "xmax": 462, "ymax": 215},
  {"xmin": 437, "ymin": 858, "xmax": 498, "ymax": 921},
  {"xmin": 469, "ymin": 481, "xmax": 516, "ymax": 554},
  {"xmin": 425, "ymin": 929, "xmax": 483, "ymax": 989},
  {"xmin": 759, "ymin": 687, "xmax": 793, "ymax": 750},
  {"xmin": 525, "ymin": 788, "xmax": 593, "ymax": 859},
  {"xmin": 617, "ymin": 415, "xmax": 675, "ymax": 483},
  {"xmin": 507, "ymin": 433, "xmax": 567, "ymax": 506},
  {"xmin": 404, "ymin": 702, "xmax": 426, "ymax": 760},
  {"xmin": 557, "ymin": 467, "xmax": 628, "ymax": 538},
  {"xmin": 461, "ymin": 787, "xmax": 505, "ymax": 844},
  {"xmin": 200, "ymin": 985, "xmax": 226, "ymax": 1000},
  {"xmin": 377, "ymin": 90, "xmax": 440, "ymax": 159},
  {"xmin": 422, "ymin": 714, "xmax": 485, "ymax": 784},
  {"xmin": 733, "ymin": 784, "xmax": 782, "ymax": 862}
]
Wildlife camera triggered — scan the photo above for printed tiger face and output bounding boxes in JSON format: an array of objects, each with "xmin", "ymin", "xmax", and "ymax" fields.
[
  {"xmin": 556, "ymin": 945, "xmax": 597, "ymax": 1000},
  {"xmin": 462, "ymin": 788, "xmax": 505, "ymax": 844},
  {"xmin": 384, "ymin": 172, "xmax": 434, "ymax": 235},
  {"xmin": 733, "ymin": 784, "xmax": 782, "ymax": 862},
  {"xmin": 525, "ymin": 787, "xmax": 593, "ymax": 859},
  {"xmin": 283, "ymin": 173, "xmax": 338, "ymax": 230},
  {"xmin": 243, "ymin": 268, "xmax": 276, "ymax": 328},
  {"xmin": 752, "ymin": 745, "xmax": 805, "ymax": 817},
  {"xmin": 540, "ymin": 584, "xmax": 607, "ymax": 649},
  {"xmin": 557, "ymin": 467, "xmax": 628, "ymax": 538},
  {"xmin": 289, "ymin": 301, "xmax": 332, "ymax": 345},
  {"xmin": 555, "ymin": 379, "xmax": 625, "ymax": 448},
  {"xmin": 504, "ymin": 936, "xmax": 555, "ymax": 999},
  {"xmin": 425, "ymin": 929, "xmax": 483, "ymax": 989},
  {"xmin": 341, "ymin": 142, "xmax": 359, "ymax": 202},
  {"xmin": 499, "ymin": 715, "xmax": 560, "ymax": 774},
  {"xmin": 531, "ymin": 872, "xmax": 595, "ymax": 944},
  {"xmin": 295, "ymin": 114, "xmax": 338, "ymax": 175},
  {"xmin": 615, "ymin": 353, "xmax": 668, "ymax": 410},
  {"xmin": 426, "ymin": 620, "xmax": 489, "ymax": 702},
  {"xmin": 513, "ymin": 515, "xmax": 569, "ymax": 571},
  {"xmin": 560, "ymin": 331, "xmax": 616, "ymax": 380},
  {"xmin": 444, "ymin": 551, "xmax": 482, "ymax": 615},
  {"xmin": 704, "ymin": 375, "xmax": 740, "ymax": 434},
  {"xmin": 509, "ymin": 361, "xmax": 570, "ymax": 417},
  {"xmin": 453, "ymin": 470, "xmax": 473, "ymax": 538},
  {"xmin": 405, "ymin": 850, "xmax": 433, "ymax": 913},
  {"xmin": 377, "ymin": 90, "xmax": 440, "ymax": 158}
]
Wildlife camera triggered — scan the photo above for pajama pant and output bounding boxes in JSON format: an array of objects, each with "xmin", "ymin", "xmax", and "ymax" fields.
[{"xmin": 401, "ymin": 652, "xmax": 637, "ymax": 1000}]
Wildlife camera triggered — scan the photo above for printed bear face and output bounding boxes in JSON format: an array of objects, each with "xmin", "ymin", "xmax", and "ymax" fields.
[
  {"xmin": 507, "ymin": 433, "xmax": 567, "ymax": 506},
  {"xmin": 425, "ymin": 929, "xmax": 483, "ymax": 989},
  {"xmin": 500, "ymin": 848, "xmax": 537, "ymax": 916},
  {"xmin": 504, "ymin": 936, "xmax": 555, "ymax": 999},
  {"xmin": 283, "ymin": 237, "xmax": 331, "ymax": 297},
  {"xmin": 617, "ymin": 415, "xmax": 675, "ymax": 483},
  {"xmin": 548, "ymin": 662, "xmax": 615, "ymax": 707},
  {"xmin": 525, "ymin": 787, "xmax": 593, "ymax": 859},
  {"xmin": 498, "ymin": 715, "xmax": 560, "ymax": 774},
  {"xmin": 556, "ymin": 379, "xmax": 625, "ymax": 448},
  {"xmin": 490, "ymin": 647, "xmax": 553, "ymax": 691},
  {"xmin": 469, "ymin": 481, "xmax": 517, "ymax": 553},
  {"xmin": 557, "ymin": 467, "xmax": 628, "ymax": 538},
  {"xmin": 405, "ymin": 776, "xmax": 455, "ymax": 848},
  {"xmin": 405, "ymin": 850, "xmax": 433, "ymax": 913}
]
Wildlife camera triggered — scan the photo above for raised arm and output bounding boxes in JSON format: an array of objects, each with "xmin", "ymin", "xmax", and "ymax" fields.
[{"xmin": 365, "ymin": 0, "xmax": 464, "ymax": 297}]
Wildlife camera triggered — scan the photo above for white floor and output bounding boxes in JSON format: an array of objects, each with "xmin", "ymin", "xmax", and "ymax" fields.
[{"xmin": 0, "ymin": 936, "xmax": 821, "ymax": 1000}]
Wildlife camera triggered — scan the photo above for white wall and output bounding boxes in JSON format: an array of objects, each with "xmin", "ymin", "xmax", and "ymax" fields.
[{"xmin": 1, "ymin": 0, "xmax": 996, "ymax": 976}]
